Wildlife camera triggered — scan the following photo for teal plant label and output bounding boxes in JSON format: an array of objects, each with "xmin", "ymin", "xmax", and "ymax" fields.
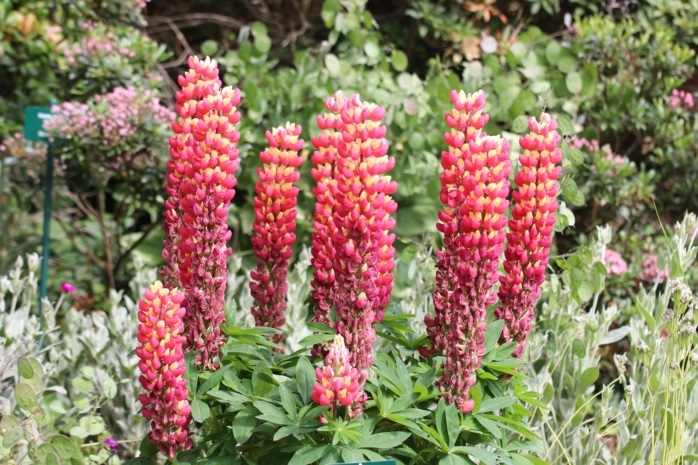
[
  {"xmin": 329, "ymin": 462, "xmax": 396, "ymax": 465},
  {"xmin": 23, "ymin": 106, "xmax": 52, "ymax": 142}
]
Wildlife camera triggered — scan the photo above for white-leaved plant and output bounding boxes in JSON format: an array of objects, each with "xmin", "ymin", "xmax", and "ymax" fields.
[
  {"xmin": 530, "ymin": 212, "xmax": 698, "ymax": 464},
  {"xmin": 0, "ymin": 254, "xmax": 156, "ymax": 463}
]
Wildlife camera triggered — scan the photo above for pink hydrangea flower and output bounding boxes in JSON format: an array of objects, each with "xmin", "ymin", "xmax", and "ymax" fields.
[{"xmin": 668, "ymin": 89, "xmax": 695, "ymax": 110}]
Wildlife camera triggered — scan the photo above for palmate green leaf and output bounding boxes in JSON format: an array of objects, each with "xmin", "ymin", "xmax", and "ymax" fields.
[
  {"xmin": 484, "ymin": 320, "xmax": 504, "ymax": 353},
  {"xmin": 453, "ymin": 446, "xmax": 499, "ymax": 465},
  {"xmin": 233, "ymin": 405, "xmax": 257, "ymax": 445},
  {"xmin": 278, "ymin": 383, "xmax": 297, "ymax": 421},
  {"xmin": 191, "ymin": 398, "xmax": 211, "ymax": 423},
  {"xmin": 197, "ymin": 365, "xmax": 230, "ymax": 397},
  {"xmin": 296, "ymin": 356, "xmax": 315, "ymax": 405},
  {"xmin": 417, "ymin": 422, "xmax": 447, "ymax": 449},
  {"xmin": 207, "ymin": 389, "xmax": 248, "ymax": 409},
  {"xmin": 474, "ymin": 415, "xmax": 502, "ymax": 439},
  {"xmin": 357, "ymin": 431, "xmax": 411, "ymax": 449},
  {"xmin": 478, "ymin": 396, "xmax": 517, "ymax": 414},
  {"xmin": 253, "ymin": 400, "xmax": 293, "ymax": 426},
  {"xmin": 297, "ymin": 333, "xmax": 335, "ymax": 347},
  {"xmin": 439, "ymin": 453, "xmax": 471, "ymax": 465}
]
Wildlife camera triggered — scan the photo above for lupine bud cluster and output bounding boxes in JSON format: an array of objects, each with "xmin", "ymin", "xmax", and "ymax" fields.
[
  {"xmin": 495, "ymin": 113, "xmax": 562, "ymax": 358},
  {"xmin": 135, "ymin": 281, "xmax": 192, "ymax": 458},
  {"xmin": 311, "ymin": 334, "xmax": 360, "ymax": 416},
  {"xmin": 310, "ymin": 92, "xmax": 397, "ymax": 416},
  {"xmin": 164, "ymin": 55, "xmax": 241, "ymax": 369},
  {"xmin": 425, "ymin": 90, "xmax": 511, "ymax": 413},
  {"xmin": 250, "ymin": 123, "xmax": 304, "ymax": 346}
]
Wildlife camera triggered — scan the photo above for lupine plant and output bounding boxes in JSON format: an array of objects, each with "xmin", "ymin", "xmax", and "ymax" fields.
[{"xmin": 128, "ymin": 55, "xmax": 559, "ymax": 465}]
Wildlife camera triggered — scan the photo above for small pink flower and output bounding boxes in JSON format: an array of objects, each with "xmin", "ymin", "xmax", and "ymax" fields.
[
  {"xmin": 61, "ymin": 282, "xmax": 75, "ymax": 293},
  {"xmin": 640, "ymin": 254, "xmax": 669, "ymax": 283},
  {"xmin": 668, "ymin": 89, "xmax": 695, "ymax": 110},
  {"xmin": 603, "ymin": 249, "xmax": 628, "ymax": 275}
]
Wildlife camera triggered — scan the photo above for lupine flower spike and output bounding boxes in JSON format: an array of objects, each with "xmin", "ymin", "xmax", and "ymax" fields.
[
  {"xmin": 166, "ymin": 56, "xmax": 242, "ymax": 369},
  {"xmin": 333, "ymin": 94, "xmax": 397, "ymax": 416},
  {"xmin": 163, "ymin": 56, "xmax": 221, "ymax": 289},
  {"xmin": 425, "ymin": 90, "xmax": 511, "ymax": 413},
  {"xmin": 495, "ymin": 113, "xmax": 561, "ymax": 358},
  {"xmin": 136, "ymin": 281, "xmax": 192, "ymax": 458},
  {"xmin": 250, "ymin": 123, "xmax": 304, "ymax": 347},
  {"xmin": 310, "ymin": 92, "xmax": 346, "ymax": 347},
  {"xmin": 311, "ymin": 334, "xmax": 360, "ymax": 420}
]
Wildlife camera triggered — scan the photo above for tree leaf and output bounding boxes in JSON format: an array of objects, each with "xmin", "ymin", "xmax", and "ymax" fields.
[
  {"xmin": 15, "ymin": 382, "xmax": 38, "ymax": 410},
  {"xmin": 512, "ymin": 115, "xmax": 529, "ymax": 134},
  {"xmin": 391, "ymin": 50, "xmax": 408, "ymax": 71},
  {"xmin": 325, "ymin": 54, "xmax": 340, "ymax": 76},
  {"xmin": 555, "ymin": 114, "xmax": 575, "ymax": 136},
  {"xmin": 580, "ymin": 366, "xmax": 600, "ymax": 390}
]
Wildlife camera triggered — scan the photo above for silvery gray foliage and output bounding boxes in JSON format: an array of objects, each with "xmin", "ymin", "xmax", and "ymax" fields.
[
  {"xmin": 394, "ymin": 243, "xmax": 436, "ymax": 335},
  {"xmin": 0, "ymin": 254, "xmax": 154, "ymax": 455},
  {"xmin": 529, "ymin": 213, "xmax": 698, "ymax": 465},
  {"xmin": 0, "ymin": 254, "xmax": 61, "ymax": 385},
  {"xmin": 283, "ymin": 245, "xmax": 313, "ymax": 352}
]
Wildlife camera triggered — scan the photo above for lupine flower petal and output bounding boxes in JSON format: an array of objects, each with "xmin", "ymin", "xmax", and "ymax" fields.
[
  {"xmin": 136, "ymin": 281, "xmax": 192, "ymax": 458},
  {"xmin": 426, "ymin": 90, "xmax": 511, "ymax": 413},
  {"xmin": 495, "ymin": 113, "xmax": 561, "ymax": 358},
  {"xmin": 250, "ymin": 123, "xmax": 304, "ymax": 347}
]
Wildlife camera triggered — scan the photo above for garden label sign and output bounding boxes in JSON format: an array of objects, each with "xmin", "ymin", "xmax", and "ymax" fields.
[
  {"xmin": 23, "ymin": 104, "xmax": 54, "ymax": 317},
  {"xmin": 23, "ymin": 106, "xmax": 52, "ymax": 142}
]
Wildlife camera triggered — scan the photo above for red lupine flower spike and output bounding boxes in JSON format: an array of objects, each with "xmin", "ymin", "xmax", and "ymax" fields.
[
  {"xmin": 136, "ymin": 281, "xmax": 192, "ymax": 458},
  {"xmin": 250, "ymin": 123, "xmax": 304, "ymax": 348},
  {"xmin": 310, "ymin": 91, "xmax": 347, "ymax": 349},
  {"xmin": 331, "ymin": 94, "xmax": 397, "ymax": 417},
  {"xmin": 426, "ymin": 90, "xmax": 511, "ymax": 413},
  {"xmin": 496, "ymin": 113, "xmax": 561, "ymax": 358},
  {"xmin": 165, "ymin": 55, "xmax": 242, "ymax": 369}
]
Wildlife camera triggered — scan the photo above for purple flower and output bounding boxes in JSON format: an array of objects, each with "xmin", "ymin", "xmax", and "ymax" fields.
[
  {"xmin": 103, "ymin": 437, "xmax": 119, "ymax": 454},
  {"xmin": 61, "ymin": 282, "xmax": 75, "ymax": 293}
]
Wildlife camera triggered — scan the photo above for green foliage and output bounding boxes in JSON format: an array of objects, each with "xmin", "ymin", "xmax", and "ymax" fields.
[{"xmin": 129, "ymin": 318, "xmax": 543, "ymax": 465}]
